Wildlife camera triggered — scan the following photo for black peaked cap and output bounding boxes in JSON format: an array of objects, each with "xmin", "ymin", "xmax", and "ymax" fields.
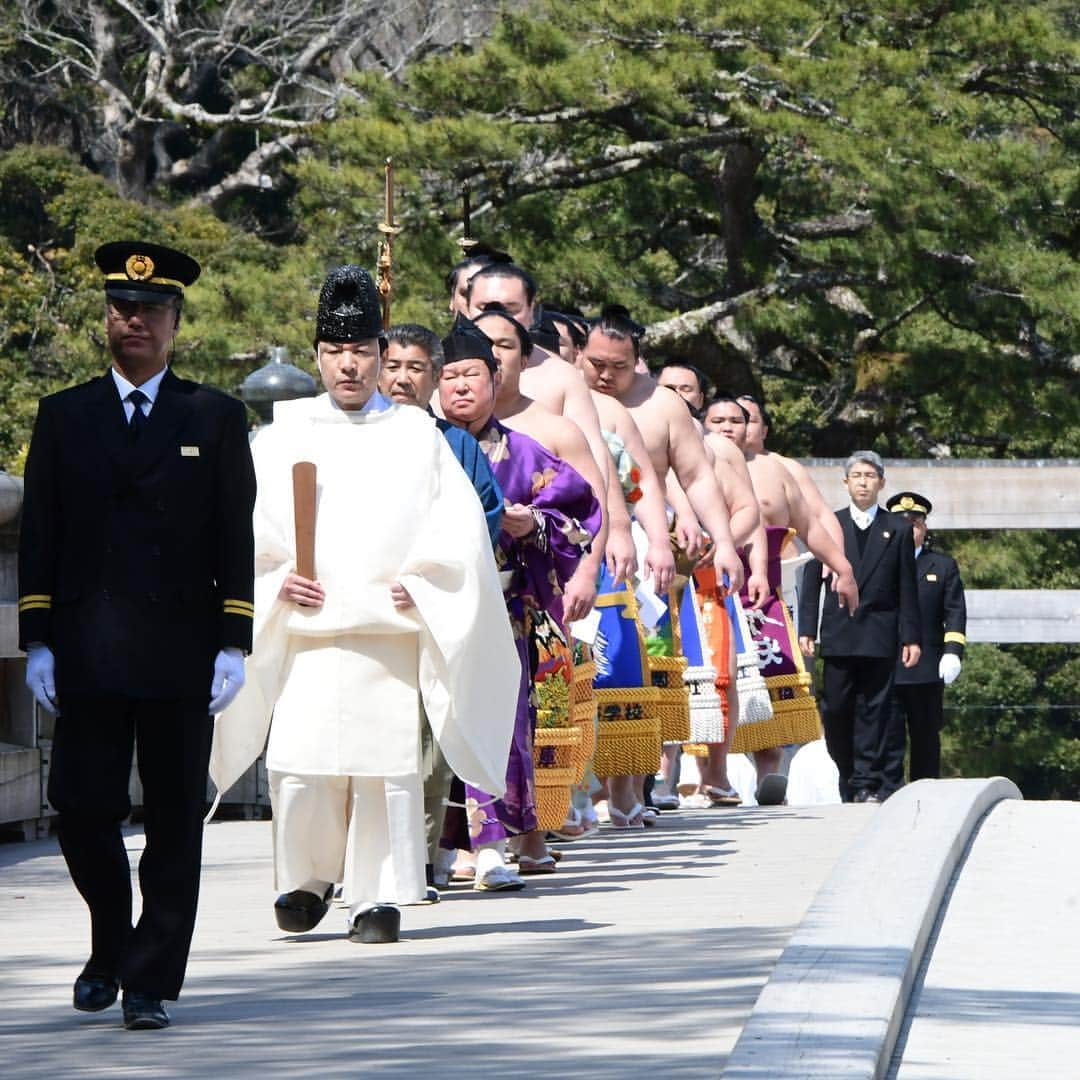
[
  {"xmin": 887, "ymin": 491, "xmax": 933, "ymax": 516},
  {"xmin": 95, "ymin": 240, "xmax": 200, "ymax": 303}
]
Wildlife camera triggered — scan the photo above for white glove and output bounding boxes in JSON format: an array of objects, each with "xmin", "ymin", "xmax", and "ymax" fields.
[
  {"xmin": 26, "ymin": 645, "xmax": 60, "ymax": 715},
  {"xmin": 208, "ymin": 647, "xmax": 246, "ymax": 715},
  {"xmin": 939, "ymin": 654, "xmax": 962, "ymax": 685}
]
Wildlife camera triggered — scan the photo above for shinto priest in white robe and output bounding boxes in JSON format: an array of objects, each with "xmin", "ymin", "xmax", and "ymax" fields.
[{"xmin": 210, "ymin": 392, "xmax": 519, "ymax": 915}]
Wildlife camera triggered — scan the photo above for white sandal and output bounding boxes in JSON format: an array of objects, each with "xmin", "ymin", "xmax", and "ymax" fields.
[
  {"xmin": 474, "ymin": 865, "xmax": 525, "ymax": 891},
  {"xmin": 680, "ymin": 792, "xmax": 713, "ymax": 809},
  {"xmin": 608, "ymin": 802, "xmax": 645, "ymax": 830},
  {"xmin": 548, "ymin": 805, "xmax": 590, "ymax": 841}
]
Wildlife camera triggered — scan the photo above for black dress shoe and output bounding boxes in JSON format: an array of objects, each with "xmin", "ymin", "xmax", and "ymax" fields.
[
  {"xmin": 853, "ymin": 789, "xmax": 882, "ymax": 804},
  {"xmin": 121, "ymin": 991, "xmax": 170, "ymax": 1030},
  {"xmin": 73, "ymin": 970, "xmax": 120, "ymax": 1013},
  {"xmin": 348, "ymin": 904, "xmax": 401, "ymax": 944},
  {"xmin": 274, "ymin": 884, "xmax": 334, "ymax": 933}
]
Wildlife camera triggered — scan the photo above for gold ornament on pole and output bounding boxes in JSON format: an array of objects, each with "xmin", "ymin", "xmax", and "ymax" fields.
[
  {"xmin": 376, "ymin": 158, "xmax": 401, "ymax": 332},
  {"xmin": 458, "ymin": 180, "xmax": 478, "ymax": 256}
]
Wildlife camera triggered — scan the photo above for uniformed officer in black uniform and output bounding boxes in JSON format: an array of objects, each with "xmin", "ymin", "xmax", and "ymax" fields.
[
  {"xmin": 18, "ymin": 241, "xmax": 256, "ymax": 1030},
  {"xmin": 881, "ymin": 491, "xmax": 967, "ymax": 788}
]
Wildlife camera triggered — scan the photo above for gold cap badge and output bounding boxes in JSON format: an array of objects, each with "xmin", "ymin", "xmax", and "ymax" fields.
[{"xmin": 125, "ymin": 253, "xmax": 155, "ymax": 281}]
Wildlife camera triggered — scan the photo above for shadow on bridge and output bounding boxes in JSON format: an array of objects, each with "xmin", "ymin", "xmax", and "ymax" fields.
[
  {"xmin": 1, "ymin": 806, "xmax": 863, "ymax": 1078},
  {"xmin": 0, "ymin": 921, "xmax": 791, "ymax": 1079}
]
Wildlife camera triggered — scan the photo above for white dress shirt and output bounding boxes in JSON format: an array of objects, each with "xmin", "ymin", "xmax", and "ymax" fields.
[
  {"xmin": 849, "ymin": 502, "xmax": 880, "ymax": 531},
  {"xmin": 112, "ymin": 366, "xmax": 168, "ymax": 421}
]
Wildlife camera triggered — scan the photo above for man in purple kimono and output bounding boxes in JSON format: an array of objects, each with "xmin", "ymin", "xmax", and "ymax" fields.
[{"xmin": 438, "ymin": 318, "xmax": 603, "ymax": 889}]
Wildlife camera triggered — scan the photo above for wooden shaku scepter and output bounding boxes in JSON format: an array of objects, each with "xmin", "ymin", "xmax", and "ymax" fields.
[{"xmin": 292, "ymin": 461, "xmax": 317, "ymax": 581}]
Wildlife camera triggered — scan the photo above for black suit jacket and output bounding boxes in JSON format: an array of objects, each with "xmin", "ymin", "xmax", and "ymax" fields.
[
  {"xmin": 896, "ymin": 547, "xmax": 967, "ymax": 685},
  {"xmin": 798, "ymin": 506, "xmax": 921, "ymax": 659},
  {"xmin": 18, "ymin": 369, "xmax": 256, "ymax": 700}
]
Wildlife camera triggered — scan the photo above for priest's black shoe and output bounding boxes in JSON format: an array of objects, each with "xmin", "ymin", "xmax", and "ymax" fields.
[
  {"xmin": 73, "ymin": 969, "xmax": 120, "ymax": 1012},
  {"xmin": 274, "ymin": 884, "xmax": 334, "ymax": 933},
  {"xmin": 853, "ymin": 788, "xmax": 881, "ymax": 804},
  {"xmin": 121, "ymin": 991, "xmax": 170, "ymax": 1030},
  {"xmin": 348, "ymin": 904, "xmax": 401, "ymax": 944}
]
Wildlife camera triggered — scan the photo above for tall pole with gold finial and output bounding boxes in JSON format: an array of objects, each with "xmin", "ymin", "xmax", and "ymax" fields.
[
  {"xmin": 458, "ymin": 180, "xmax": 478, "ymax": 256},
  {"xmin": 377, "ymin": 158, "xmax": 401, "ymax": 331}
]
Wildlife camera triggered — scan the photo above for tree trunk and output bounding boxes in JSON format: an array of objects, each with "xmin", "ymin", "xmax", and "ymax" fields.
[{"xmin": 721, "ymin": 141, "xmax": 765, "ymax": 294}]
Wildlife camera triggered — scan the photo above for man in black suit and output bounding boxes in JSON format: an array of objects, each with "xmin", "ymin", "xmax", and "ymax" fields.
[
  {"xmin": 19, "ymin": 241, "xmax": 256, "ymax": 1030},
  {"xmin": 882, "ymin": 491, "xmax": 967, "ymax": 786},
  {"xmin": 798, "ymin": 451, "xmax": 921, "ymax": 803}
]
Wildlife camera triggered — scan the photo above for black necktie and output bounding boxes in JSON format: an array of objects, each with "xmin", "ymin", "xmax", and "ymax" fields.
[{"xmin": 128, "ymin": 389, "xmax": 149, "ymax": 441}]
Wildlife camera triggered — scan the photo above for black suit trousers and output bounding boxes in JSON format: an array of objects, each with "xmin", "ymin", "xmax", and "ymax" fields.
[
  {"xmin": 47, "ymin": 694, "xmax": 212, "ymax": 1000},
  {"xmin": 885, "ymin": 682, "xmax": 944, "ymax": 785},
  {"xmin": 820, "ymin": 657, "xmax": 897, "ymax": 800}
]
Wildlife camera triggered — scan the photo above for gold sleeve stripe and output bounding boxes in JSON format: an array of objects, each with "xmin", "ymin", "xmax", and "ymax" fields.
[
  {"xmin": 19, "ymin": 594, "xmax": 52, "ymax": 610},
  {"xmin": 223, "ymin": 599, "xmax": 254, "ymax": 612},
  {"xmin": 223, "ymin": 605, "xmax": 255, "ymax": 618},
  {"xmin": 19, "ymin": 601, "xmax": 52, "ymax": 612},
  {"xmin": 944, "ymin": 631, "xmax": 967, "ymax": 645}
]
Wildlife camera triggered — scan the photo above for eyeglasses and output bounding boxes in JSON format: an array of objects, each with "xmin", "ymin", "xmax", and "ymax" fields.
[{"xmin": 107, "ymin": 300, "xmax": 177, "ymax": 320}]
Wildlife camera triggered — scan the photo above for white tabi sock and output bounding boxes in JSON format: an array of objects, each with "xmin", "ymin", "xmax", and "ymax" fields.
[{"xmin": 475, "ymin": 840, "xmax": 507, "ymax": 876}]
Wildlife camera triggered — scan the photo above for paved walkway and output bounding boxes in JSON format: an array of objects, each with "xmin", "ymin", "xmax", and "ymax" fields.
[
  {"xmin": 890, "ymin": 800, "xmax": 1080, "ymax": 1080},
  {"xmin": 0, "ymin": 804, "xmax": 872, "ymax": 1078}
]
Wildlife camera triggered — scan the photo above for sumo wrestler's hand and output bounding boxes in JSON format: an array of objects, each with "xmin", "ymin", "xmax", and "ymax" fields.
[{"xmin": 502, "ymin": 502, "xmax": 537, "ymax": 540}]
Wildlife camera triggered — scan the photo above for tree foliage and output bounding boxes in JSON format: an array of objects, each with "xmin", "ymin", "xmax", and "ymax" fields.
[
  {"xmin": 3, "ymin": 0, "xmax": 1076, "ymax": 458},
  {"xmin": 294, "ymin": 0, "xmax": 1079, "ymax": 456},
  {"xmin": 0, "ymin": 144, "xmax": 325, "ymax": 466},
  {"xmin": 1, "ymin": 0, "xmax": 498, "ymax": 213},
  {"xmin": 927, "ymin": 529, "xmax": 1079, "ymax": 797},
  {"xmin": 942, "ymin": 643, "xmax": 1080, "ymax": 799}
]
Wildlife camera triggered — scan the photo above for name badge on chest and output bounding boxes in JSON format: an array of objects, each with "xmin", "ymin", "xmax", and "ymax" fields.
[
  {"xmin": 925, "ymin": 572, "xmax": 938, "ymax": 582},
  {"xmin": 180, "ymin": 446, "xmax": 200, "ymax": 457}
]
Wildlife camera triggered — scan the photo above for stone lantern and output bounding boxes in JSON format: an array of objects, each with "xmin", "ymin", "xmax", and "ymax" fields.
[{"xmin": 239, "ymin": 346, "xmax": 317, "ymax": 424}]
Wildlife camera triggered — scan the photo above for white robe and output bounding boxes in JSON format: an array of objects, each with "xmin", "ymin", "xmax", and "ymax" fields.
[{"xmin": 211, "ymin": 393, "xmax": 520, "ymax": 906}]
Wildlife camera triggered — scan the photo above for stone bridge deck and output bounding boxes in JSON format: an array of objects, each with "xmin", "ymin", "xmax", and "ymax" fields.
[
  {"xmin": 2, "ymin": 786, "xmax": 1076, "ymax": 1078},
  {"xmin": 1, "ymin": 803, "xmax": 866, "ymax": 1077}
]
